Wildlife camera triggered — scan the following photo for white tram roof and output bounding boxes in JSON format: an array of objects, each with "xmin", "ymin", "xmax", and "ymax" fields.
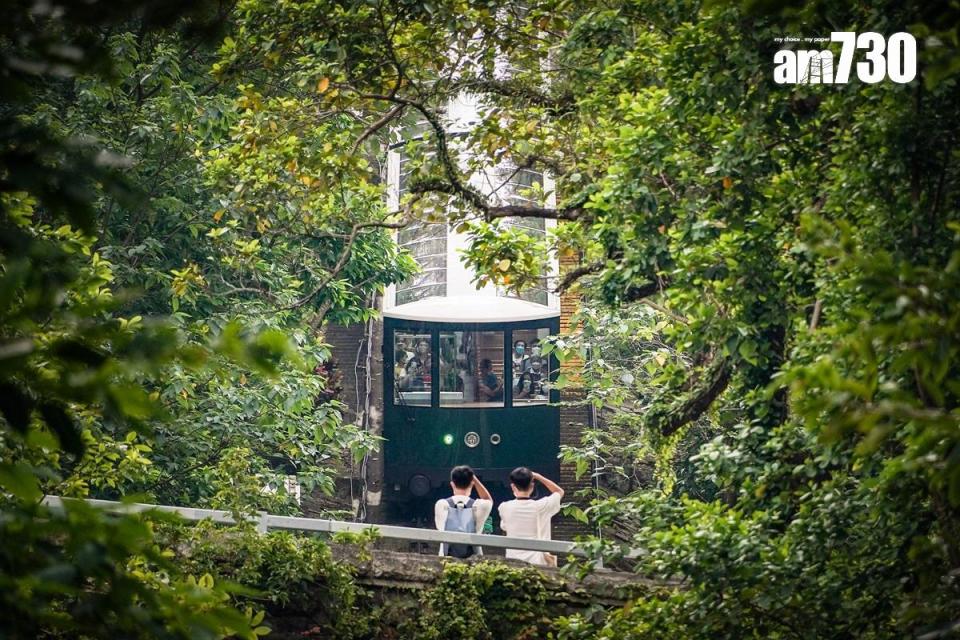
[{"xmin": 383, "ymin": 295, "xmax": 559, "ymax": 323}]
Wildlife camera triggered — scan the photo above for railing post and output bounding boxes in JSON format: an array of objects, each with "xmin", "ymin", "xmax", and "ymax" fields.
[{"xmin": 256, "ymin": 511, "xmax": 269, "ymax": 533}]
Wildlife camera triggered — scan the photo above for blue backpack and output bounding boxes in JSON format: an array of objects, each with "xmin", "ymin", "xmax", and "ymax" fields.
[{"xmin": 442, "ymin": 497, "xmax": 476, "ymax": 558}]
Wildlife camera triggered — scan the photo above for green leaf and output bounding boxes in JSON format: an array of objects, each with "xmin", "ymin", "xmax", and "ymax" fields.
[
  {"xmin": 0, "ymin": 462, "xmax": 42, "ymax": 501},
  {"xmin": 738, "ymin": 339, "xmax": 758, "ymax": 366},
  {"xmin": 565, "ymin": 505, "xmax": 589, "ymax": 524},
  {"xmin": 109, "ymin": 385, "xmax": 156, "ymax": 421}
]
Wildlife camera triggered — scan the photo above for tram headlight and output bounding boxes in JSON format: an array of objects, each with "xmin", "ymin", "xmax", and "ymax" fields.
[
  {"xmin": 442, "ymin": 433, "xmax": 454, "ymax": 446},
  {"xmin": 408, "ymin": 474, "xmax": 431, "ymax": 497}
]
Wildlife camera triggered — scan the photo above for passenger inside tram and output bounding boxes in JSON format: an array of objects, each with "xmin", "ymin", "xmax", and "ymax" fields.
[
  {"xmin": 477, "ymin": 358, "xmax": 503, "ymax": 401},
  {"xmin": 515, "ymin": 357, "xmax": 547, "ymax": 400},
  {"xmin": 401, "ymin": 339, "xmax": 432, "ymax": 391},
  {"xmin": 394, "ymin": 349, "xmax": 407, "ymax": 383},
  {"xmin": 511, "ymin": 339, "xmax": 527, "ymax": 387},
  {"xmin": 523, "ymin": 340, "xmax": 542, "ymax": 373}
]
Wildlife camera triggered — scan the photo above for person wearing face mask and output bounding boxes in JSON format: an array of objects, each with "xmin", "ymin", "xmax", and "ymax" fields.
[
  {"xmin": 522, "ymin": 341, "xmax": 543, "ymax": 373},
  {"xmin": 512, "ymin": 339, "xmax": 527, "ymax": 387},
  {"xmin": 516, "ymin": 356, "xmax": 546, "ymax": 400}
]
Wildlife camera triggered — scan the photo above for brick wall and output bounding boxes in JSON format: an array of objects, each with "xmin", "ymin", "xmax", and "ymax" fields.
[
  {"xmin": 324, "ymin": 322, "xmax": 369, "ymax": 425},
  {"xmin": 301, "ymin": 322, "xmax": 369, "ymax": 518},
  {"xmin": 554, "ymin": 250, "xmax": 592, "ymax": 540}
]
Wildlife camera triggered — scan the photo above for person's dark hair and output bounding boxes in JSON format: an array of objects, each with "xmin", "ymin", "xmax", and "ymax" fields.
[
  {"xmin": 480, "ymin": 358, "xmax": 492, "ymax": 370},
  {"xmin": 450, "ymin": 465, "xmax": 475, "ymax": 489},
  {"xmin": 510, "ymin": 466, "xmax": 533, "ymax": 491},
  {"xmin": 513, "ymin": 339, "xmax": 526, "ymax": 348},
  {"xmin": 395, "ymin": 349, "xmax": 406, "ymax": 364}
]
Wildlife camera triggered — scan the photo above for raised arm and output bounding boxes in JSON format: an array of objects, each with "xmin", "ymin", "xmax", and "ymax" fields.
[
  {"xmin": 472, "ymin": 475, "xmax": 492, "ymax": 501},
  {"xmin": 532, "ymin": 471, "xmax": 564, "ymax": 498}
]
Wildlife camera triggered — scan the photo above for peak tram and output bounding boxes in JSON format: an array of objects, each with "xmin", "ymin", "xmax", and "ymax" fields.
[{"xmin": 382, "ymin": 296, "xmax": 560, "ymax": 513}]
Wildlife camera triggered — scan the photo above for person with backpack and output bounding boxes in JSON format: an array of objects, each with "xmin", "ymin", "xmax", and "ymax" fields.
[{"xmin": 435, "ymin": 465, "xmax": 493, "ymax": 558}]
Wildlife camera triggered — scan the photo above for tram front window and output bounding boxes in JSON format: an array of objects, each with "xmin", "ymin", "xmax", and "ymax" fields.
[
  {"xmin": 440, "ymin": 331, "xmax": 504, "ymax": 407},
  {"xmin": 511, "ymin": 327, "xmax": 553, "ymax": 405},
  {"xmin": 394, "ymin": 331, "xmax": 431, "ymax": 406}
]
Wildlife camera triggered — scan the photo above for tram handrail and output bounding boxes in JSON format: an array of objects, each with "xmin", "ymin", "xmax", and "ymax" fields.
[{"xmin": 40, "ymin": 496, "xmax": 588, "ymax": 557}]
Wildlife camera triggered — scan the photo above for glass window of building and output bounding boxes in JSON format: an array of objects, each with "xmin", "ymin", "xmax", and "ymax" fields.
[
  {"xmin": 395, "ymin": 139, "xmax": 447, "ymax": 305},
  {"xmin": 395, "ymin": 221, "xmax": 447, "ymax": 305},
  {"xmin": 439, "ymin": 331, "xmax": 505, "ymax": 407},
  {"xmin": 394, "ymin": 331, "xmax": 432, "ymax": 406},
  {"xmin": 396, "ymin": 122, "xmax": 435, "ymax": 201},
  {"xmin": 510, "ymin": 327, "xmax": 552, "ymax": 406},
  {"xmin": 499, "ymin": 168, "xmax": 549, "ymax": 305}
]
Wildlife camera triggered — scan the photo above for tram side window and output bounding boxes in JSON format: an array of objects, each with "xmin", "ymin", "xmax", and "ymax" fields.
[
  {"xmin": 394, "ymin": 332, "xmax": 431, "ymax": 406},
  {"xmin": 511, "ymin": 327, "xmax": 553, "ymax": 405},
  {"xmin": 439, "ymin": 331, "xmax": 505, "ymax": 407}
]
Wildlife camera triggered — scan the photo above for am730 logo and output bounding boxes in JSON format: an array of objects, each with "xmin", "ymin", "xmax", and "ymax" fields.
[{"xmin": 774, "ymin": 32, "xmax": 916, "ymax": 84}]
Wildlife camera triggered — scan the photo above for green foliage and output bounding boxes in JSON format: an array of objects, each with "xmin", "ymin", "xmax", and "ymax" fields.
[
  {"xmin": 461, "ymin": 220, "xmax": 551, "ymax": 293},
  {"xmin": 0, "ymin": 2, "xmax": 265, "ymax": 633},
  {"xmin": 205, "ymin": 446, "xmax": 297, "ymax": 517},
  {"xmin": 5, "ymin": 0, "xmax": 960, "ymax": 637},
  {"xmin": 3, "ymin": 0, "xmax": 414, "ymax": 511},
  {"xmin": 779, "ymin": 218, "xmax": 960, "ymax": 505},
  {"xmin": 173, "ymin": 524, "xmax": 361, "ymax": 616},
  {"xmin": 162, "ymin": 531, "xmax": 619, "ymax": 640},
  {"xmin": 0, "ymin": 499, "xmax": 264, "ymax": 639},
  {"xmin": 57, "ymin": 22, "xmax": 408, "ymax": 507},
  {"xmin": 550, "ymin": 303, "xmax": 720, "ymax": 498},
  {"xmin": 0, "ymin": 0, "xmax": 413, "ymax": 636},
  {"xmin": 218, "ymin": 0, "xmax": 960, "ymax": 636},
  {"xmin": 413, "ymin": 561, "xmax": 552, "ymax": 640},
  {"xmin": 330, "ymin": 527, "xmax": 381, "ymax": 562},
  {"xmin": 572, "ymin": 469, "xmax": 954, "ymax": 638}
]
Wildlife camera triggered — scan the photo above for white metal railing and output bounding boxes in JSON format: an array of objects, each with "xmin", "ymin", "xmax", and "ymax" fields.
[{"xmin": 40, "ymin": 496, "xmax": 587, "ymax": 557}]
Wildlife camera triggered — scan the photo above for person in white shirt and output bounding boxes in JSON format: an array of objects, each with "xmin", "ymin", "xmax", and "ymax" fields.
[
  {"xmin": 434, "ymin": 465, "xmax": 493, "ymax": 557},
  {"xmin": 498, "ymin": 467, "xmax": 564, "ymax": 566}
]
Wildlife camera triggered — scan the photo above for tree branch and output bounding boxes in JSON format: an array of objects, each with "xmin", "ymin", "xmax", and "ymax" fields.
[
  {"xmin": 809, "ymin": 298, "xmax": 822, "ymax": 330},
  {"xmin": 639, "ymin": 299, "xmax": 688, "ymax": 325},
  {"xmin": 623, "ymin": 279, "xmax": 667, "ymax": 302},
  {"xmin": 346, "ymin": 89, "xmax": 587, "ymax": 222},
  {"xmin": 284, "ymin": 219, "xmax": 408, "ymax": 311},
  {"xmin": 350, "ymin": 103, "xmax": 405, "ymax": 155},
  {"xmin": 453, "ymin": 78, "xmax": 576, "ymax": 113},
  {"xmin": 644, "ymin": 358, "xmax": 730, "ymax": 437},
  {"xmin": 410, "ymin": 176, "xmax": 585, "ymax": 220},
  {"xmin": 556, "ymin": 260, "xmax": 603, "ymax": 293}
]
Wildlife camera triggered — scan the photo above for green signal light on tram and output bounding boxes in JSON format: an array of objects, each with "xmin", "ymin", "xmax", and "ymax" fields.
[{"xmin": 442, "ymin": 433, "xmax": 454, "ymax": 446}]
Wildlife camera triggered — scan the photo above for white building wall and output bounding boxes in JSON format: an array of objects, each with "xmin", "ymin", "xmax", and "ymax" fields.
[{"xmin": 383, "ymin": 92, "xmax": 559, "ymax": 314}]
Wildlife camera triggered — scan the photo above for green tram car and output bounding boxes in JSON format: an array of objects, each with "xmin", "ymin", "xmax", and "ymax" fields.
[{"xmin": 382, "ymin": 296, "xmax": 561, "ymax": 509}]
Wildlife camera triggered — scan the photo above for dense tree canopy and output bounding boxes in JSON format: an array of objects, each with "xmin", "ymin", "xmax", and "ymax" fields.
[
  {"xmin": 2, "ymin": 0, "xmax": 959, "ymax": 637},
  {"xmin": 217, "ymin": 0, "xmax": 960, "ymax": 635},
  {"xmin": 1, "ymin": 0, "xmax": 412, "ymax": 636}
]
